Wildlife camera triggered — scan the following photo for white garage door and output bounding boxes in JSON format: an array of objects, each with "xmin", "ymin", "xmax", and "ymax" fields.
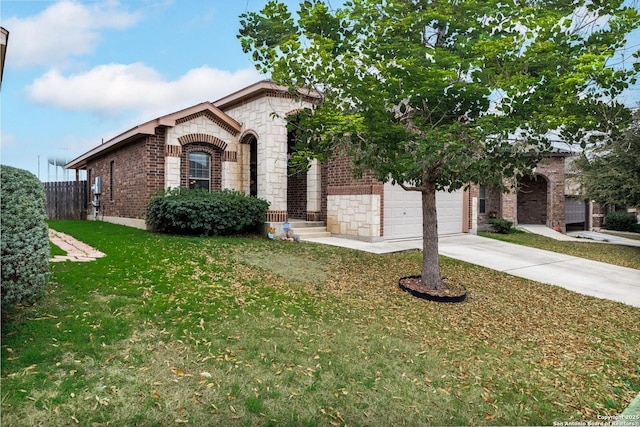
[{"xmin": 383, "ymin": 183, "xmax": 464, "ymax": 239}]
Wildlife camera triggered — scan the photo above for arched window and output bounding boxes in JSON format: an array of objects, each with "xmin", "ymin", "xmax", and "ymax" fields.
[
  {"xmin": 240, "ymin": 131, "xmax": 259, "ymax": 197},
  {"xmin": 189, "ymin": 152, "xmax": 211, "ymax": 190}
]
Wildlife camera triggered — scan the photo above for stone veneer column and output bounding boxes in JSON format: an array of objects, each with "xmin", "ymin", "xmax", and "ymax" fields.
[
  {"xmin": 260, "ymin": 114, "xmax": 289, "ymax": 222},
  {"xmin": 238, "ymin": 143, "xmax": 250, "ymax": 194},
  {"xmin": 165, "ymin": 144, "xmax": 182, "ymax": 189},
  {"xmin": 221, "ymin": 151, "xmax": 238, "ymax": 190},
  {"xmin": 306, "ymin": 159, "xmax": 322, "ymax": 221}
]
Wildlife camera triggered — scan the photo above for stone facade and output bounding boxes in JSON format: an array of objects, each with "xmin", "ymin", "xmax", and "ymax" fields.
[
  {"xmin": 164, "ymin": 115, "xmax": 237, "ymax": 189},
  {"xmin": 72, "ymin": 80, "xmax": 573, "ymax": 240},
  {"xmin": 219, "ymin": 90, "xmax": 314, "ymax": 219},
  {"xmin": 327, "ymin": 194, "xmax": 381, "ymax": 238},
  {"xmin": 325, "ymin": 155, "xmax": 384, "ymax": 239},
  {"xmin": 306, "ymin": 160, "xmax": 323, "ymax": 221}
]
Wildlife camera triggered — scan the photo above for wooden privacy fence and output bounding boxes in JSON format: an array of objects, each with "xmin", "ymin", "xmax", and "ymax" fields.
[{"xmin": 45, "ymin": 181, "xmax": 87, "ymax": 220}]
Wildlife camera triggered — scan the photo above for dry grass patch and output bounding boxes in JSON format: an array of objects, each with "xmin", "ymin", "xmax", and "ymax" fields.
[{"xmin": 239, "ymin": 250, "xmax": 329, "ymax": 286}]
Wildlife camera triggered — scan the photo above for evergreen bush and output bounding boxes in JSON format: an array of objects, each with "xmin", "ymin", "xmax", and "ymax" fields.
[
  {"xmin": 1, "ymin": 165, "xmax": 50, "ymax": 310},
  {"xmin": 147, "ymin": 188, "xmax": 270, "ymax": 236},
  {"xmin": 488, "ymin": 218, "xmax": 514, "ymax": 234},
  {"xmin": 603, "ymin": 211, "xmax": 639, "ymax": 232}
]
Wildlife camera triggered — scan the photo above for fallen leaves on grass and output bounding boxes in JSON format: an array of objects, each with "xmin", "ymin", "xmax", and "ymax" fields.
[{"xmin": 3, "ymin": 227, "xmax": 639, "ymax": 427}]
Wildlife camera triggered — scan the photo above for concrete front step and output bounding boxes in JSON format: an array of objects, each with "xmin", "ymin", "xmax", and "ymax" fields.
[
  {"xmin": 286, "ymin": 220, "xmax": 326, "ymax": 228},
  {"xmin": 287, "ymin": 220, "xmax": 331, "ymax": 240},
  {"xmin": 293, "ymin": 227, "xmax": 332, "ymax": 240}
]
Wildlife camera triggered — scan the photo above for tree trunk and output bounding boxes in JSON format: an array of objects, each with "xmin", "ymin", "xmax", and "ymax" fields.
[{"xmin": 421, "ymin": 182, "xmax": 442, "ymax": 290}]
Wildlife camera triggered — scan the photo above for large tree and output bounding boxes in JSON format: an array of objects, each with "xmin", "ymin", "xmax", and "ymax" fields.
[
  {"xmin": 239, "ymin": 0, "xmax": 639, "ymax": 293},
  {"xmin": 571, "ymin": 112, "xmax": 640, "ymax": 207}
]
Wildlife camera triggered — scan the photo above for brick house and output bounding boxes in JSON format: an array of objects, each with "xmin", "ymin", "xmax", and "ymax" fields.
[
  {"xmin": 468, "ymin": 153, "xmax": 572, "ymax": 232},
  {"xmin": 66, "ymin": 80, "xmax": 570, "ymax": 239}
]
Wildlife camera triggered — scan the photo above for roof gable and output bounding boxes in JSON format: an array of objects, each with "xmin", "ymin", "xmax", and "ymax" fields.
[
  {"xmin": 154, "ymin": 102, "xmax": 240, "ymax": 133},
  {"xmin": 66, "ymin": 102, "xmax": 240, "ymax": 169},
  {"xmin": 214, "ymin": 80, "xmax": 321, "ymax": 111}
]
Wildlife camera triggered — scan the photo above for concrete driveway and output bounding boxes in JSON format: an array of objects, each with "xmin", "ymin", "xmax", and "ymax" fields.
[
  {"xmin": 305, "ymin": 233, "xmax": 640, "ymax": 308},
  {"xmin": 438, "ymin": 234, "xmax": 640, "ymax": 308}
]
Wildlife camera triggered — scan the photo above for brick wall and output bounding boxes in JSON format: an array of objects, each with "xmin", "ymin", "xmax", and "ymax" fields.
[
  {"xmin": 517, "ymin": 175, "xmax": 548, "ymax": 224},
  {"xmin": 287, "ymin": 170, "xmax": 307, "ymax": 219},
  {"xmin": 486, "ymin": 188, "xmax": 502, "ymax": 219},
  {"xmin": 500, "ymin": 191, "xmax": 518, "ymax": 223},
  {"xmin": 146, "ymin": 127, "xmax": 166, "ymax": 195},
  {"xmin": 86, "ymin": 129, "xmax": 232, "ymax": 221},
  {"xmin": 87, "ymin": 135, "xmax": 158, "ymax": 220},
  {"xmin": 466, "ymin": 184, "xmax": 479, "ymax": 230},
  {"xmin": 535, "ymin": 156, "xmax": 566, "ymax": 229},
  {"xmin": 326, "ymin": 155, "xmax": 381, "ymax": 189},
  {"xmin": 320, "ymin": 163, "xmax": 328, "ymax": 222},
  {"xmin": 469, "ymin": 183, "xmax": 511, "ymax": 229}
]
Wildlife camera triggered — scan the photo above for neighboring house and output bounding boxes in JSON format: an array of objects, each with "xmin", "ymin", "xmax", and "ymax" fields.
[
  {"xmin": 565, "ymin": 154, "xmax": 639, "ymax": 230},
  {"xmin": 469, "ymin": 153, "xmax": 571, "ymax": 232},
  {"xmin": 65, "ymin": 80, "xmax": 569, "ymax": 239}
]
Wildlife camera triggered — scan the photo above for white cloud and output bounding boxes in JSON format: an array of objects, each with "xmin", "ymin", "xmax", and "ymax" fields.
[
  {"xmin": 4, "ymin": 0, "xmax": 140, "ymax": 69},
  {"xmin": 0, "ymin": 133, "xmax": 18, "ymax": 149},
  {"xmin": 26, "ymin": 63, "xmax": 263, "ymax": 119}
]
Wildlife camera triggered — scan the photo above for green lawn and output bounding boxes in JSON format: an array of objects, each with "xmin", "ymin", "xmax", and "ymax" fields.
[
  {"xmin": 2, "ymin": 220, "xmax": 639, "ymax": 426},
  {"xmin": 479, "ymin": 231, "xmax": 640, "ymax": 270}
]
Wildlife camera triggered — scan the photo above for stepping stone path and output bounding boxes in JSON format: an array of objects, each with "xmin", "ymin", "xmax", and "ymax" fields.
[{"xmin": 49, "ymin": 229, "xmax": 106, "ymax": 262}]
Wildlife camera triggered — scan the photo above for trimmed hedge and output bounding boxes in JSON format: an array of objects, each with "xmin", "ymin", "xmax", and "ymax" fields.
[
  {"xmin": 147, "ymin": 188, "xmax": 270, "ymax": 236},
  {"xmin": 1, "ymin": 165, "xmax": 50, "ymax": 310},
  {"xmin": 604, "ymin": 211, "xmax": 639, "ymax": 232},
  {"xmin": 488, "ymin": 218, "xmax": 514, "ymax": 234}
]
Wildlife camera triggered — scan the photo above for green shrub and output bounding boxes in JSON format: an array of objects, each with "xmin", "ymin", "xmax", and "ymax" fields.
[
  {"xmin": 603, "ymin": 211, "xmax": 639, "ymax": 232},
  {"xmin": 1, "ymin": 165, "xmax": 50, "ymax": 310},
  {"xmin": 147, "ymin": 188, "xmax": 270, "ymax": 236},
  {"xmin": 488, "ymin": 218, "xmax": 514, "ymax": 234}
]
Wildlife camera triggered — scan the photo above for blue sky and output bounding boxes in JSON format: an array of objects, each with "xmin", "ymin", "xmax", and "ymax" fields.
[
  {"xmin": 1, "ymin": 0, "xmax": 333, "ymax": 181},
  {"xmin": 1, "ymin": 0, "xmax": 638, "ymax": 182}
]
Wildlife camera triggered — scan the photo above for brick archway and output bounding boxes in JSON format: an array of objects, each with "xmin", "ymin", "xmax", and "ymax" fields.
[{"xmin": 178, "ymin": 133, "xmax": 227, "ymax": 151}]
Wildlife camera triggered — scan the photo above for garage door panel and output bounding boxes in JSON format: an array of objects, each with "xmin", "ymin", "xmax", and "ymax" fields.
[{"xmin": 384, "ymin": 183, "xmax": 463, "ymax": 239}]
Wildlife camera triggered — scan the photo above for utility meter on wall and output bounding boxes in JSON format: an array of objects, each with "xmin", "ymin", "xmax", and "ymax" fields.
[
  {"xmin": 91, "ymin": 177, "xmax": 101, "ymax": 219},
  {"xmin": 92, "ymin": 176, "xmax": 101, "ymax": 195}
]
